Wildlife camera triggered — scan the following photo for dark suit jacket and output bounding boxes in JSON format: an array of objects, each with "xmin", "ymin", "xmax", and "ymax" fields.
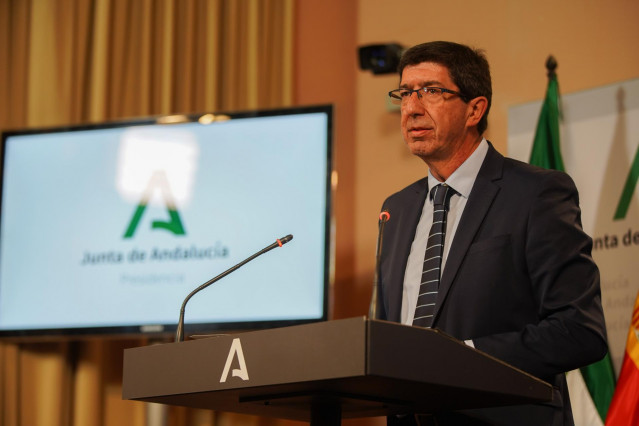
[{"xmin": 379, "ymin": 143, "xmax": 608, "ymax": 426}]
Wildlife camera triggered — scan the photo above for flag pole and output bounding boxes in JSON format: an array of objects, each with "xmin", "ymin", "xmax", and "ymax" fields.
[{"xmin": 545, "ymin": 55, "xmax": 557, "ymax": 78}]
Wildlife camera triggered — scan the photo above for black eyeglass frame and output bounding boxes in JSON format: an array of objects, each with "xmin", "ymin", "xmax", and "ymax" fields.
[{"xmin": 388, "ymin": 86, "xmax": 470, "ymax": 103}]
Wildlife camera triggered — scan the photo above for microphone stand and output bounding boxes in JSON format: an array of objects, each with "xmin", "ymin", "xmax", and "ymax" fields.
[
  {"xmin": 175, "ymin": 234, "xmax": 293, "ymax": 342},
  {"xmin": 368, "ymin": 212, "xmax": 389, "ymax": 320}
]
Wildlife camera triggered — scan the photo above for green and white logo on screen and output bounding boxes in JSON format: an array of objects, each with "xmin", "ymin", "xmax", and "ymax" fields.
[
  {"xmin": 123, "ymin": 170, "xmax": 186, "ymax": 238},
  {"xmin": 117, "ymin": 127, "xmax": 198, "ymax": 239}
]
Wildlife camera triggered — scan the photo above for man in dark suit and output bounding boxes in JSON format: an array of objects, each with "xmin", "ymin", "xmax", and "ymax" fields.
[{"xmin": 379, "ymin": 41, "xmax": 608, "ymax": 425}]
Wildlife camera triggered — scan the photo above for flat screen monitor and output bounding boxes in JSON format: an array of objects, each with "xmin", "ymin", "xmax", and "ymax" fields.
[{"xmin": 0, "ymin": 105, "xmax": 332, "ymax": 339}]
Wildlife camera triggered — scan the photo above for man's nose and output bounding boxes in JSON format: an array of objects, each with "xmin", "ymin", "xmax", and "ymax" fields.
[{"xmin": 402, "ymin": 90, "xmax": 425, "ymax": 115}]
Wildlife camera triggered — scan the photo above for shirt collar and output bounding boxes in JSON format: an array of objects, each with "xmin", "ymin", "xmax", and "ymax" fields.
[{"xmin": 427, "ymin": 138, "xmax": 489, "ymax": 199}]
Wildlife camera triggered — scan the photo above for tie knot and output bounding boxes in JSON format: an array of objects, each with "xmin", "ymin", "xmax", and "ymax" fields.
[{"xmin": 430, "ymin": 184, "xmax": 456, "ymax": 208}]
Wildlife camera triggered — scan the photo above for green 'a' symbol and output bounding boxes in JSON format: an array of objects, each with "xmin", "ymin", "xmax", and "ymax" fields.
[
  {"xmin": 614, "ymin": 144, "xmax": 639, "ymax": 220},
  {"xmin": 123, "ymin": 170, "xmax": 186, "ymax": 238}
]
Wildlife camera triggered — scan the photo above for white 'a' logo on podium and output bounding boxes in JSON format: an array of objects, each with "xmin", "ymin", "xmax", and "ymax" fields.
[{"xmin": 220, "ymin": 338, "xmax": 249, "ymax": 383}]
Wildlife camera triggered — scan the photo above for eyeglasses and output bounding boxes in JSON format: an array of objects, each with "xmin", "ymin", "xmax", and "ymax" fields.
[{"xmin": 388, "ymin": 86, "xmax": 467, "ymax": 106}]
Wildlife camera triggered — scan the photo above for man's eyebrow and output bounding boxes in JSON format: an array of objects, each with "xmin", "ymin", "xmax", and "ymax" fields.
[{"xmin": 399, "ymin": 80, "xmax": 443, "ymax": 88}]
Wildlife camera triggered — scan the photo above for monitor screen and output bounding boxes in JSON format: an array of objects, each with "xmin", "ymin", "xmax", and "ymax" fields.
[{"xmin": 0, "ymin": 105, "xmax": 332, "ymax": 339}]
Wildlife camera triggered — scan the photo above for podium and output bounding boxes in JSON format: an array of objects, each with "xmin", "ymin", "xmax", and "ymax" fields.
[{"xmin": 122, "ymin": 317, "xmax": 551, "ymax": 425}]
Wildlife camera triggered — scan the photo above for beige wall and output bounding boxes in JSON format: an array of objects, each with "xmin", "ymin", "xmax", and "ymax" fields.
[
  {"xmin": 353, "ymin": 0, "xmax": 639, "ymax": 302},
  {"xmin": 295, "ymin": 0, "xmax": 365, "ymax": 319}
]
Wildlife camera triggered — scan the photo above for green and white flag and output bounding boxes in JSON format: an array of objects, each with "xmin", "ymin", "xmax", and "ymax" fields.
[
  {"xmin": 529, "ymin": 56, "xmax": 616, "ymax": 425},
  {"xmin": 529, "ymin": 57, "xmax": 564, "ymax": 170}
]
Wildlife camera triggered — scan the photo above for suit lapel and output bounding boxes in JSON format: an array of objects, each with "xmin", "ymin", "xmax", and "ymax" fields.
[
  {"xmin": 433, "ymin": 144, "xmax": 504, "ymax": 323},
  {"xmin": 386, "ymin": 179, "xmax": 429, "ymax": 322}
]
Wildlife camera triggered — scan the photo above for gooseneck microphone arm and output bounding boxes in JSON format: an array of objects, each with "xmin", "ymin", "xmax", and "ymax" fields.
[
  {"xmin": 368, "ymin": 212, "xmax": 389, "ymax": 320},
  {"xmin": 175, "ymin": 234, "xmax": 293, "ymax": 342}
]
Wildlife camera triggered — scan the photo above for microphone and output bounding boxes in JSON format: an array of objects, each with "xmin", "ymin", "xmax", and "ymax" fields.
[
  {"xmin": 368, "ymin": 211, "xmax": 390, "ymax": 320},
  {"xmin": 175, "ymin": 234, "xmax": 293, "ymax": 342}
]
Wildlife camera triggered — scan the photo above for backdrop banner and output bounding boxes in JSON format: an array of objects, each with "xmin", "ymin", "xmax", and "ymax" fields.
[{"xmin": 509, "ymin": 78, "xmax": 639, "ymax": 375}]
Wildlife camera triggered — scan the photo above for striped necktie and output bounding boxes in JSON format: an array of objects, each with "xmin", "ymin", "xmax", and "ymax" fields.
[{"xmin": 413, "ymin": 184, "xmax": 456, "ymax": 328}]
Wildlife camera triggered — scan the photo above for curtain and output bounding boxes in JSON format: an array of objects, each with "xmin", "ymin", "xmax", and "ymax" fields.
[{"xmin": 0, "ymin": 0, "xmax": 294, "ymax": 425}]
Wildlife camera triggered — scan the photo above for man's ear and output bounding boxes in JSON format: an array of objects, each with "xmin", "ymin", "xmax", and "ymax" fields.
[{"xmin": 466, "ymin": 96, "xmax": 488, "ymax": 128}]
